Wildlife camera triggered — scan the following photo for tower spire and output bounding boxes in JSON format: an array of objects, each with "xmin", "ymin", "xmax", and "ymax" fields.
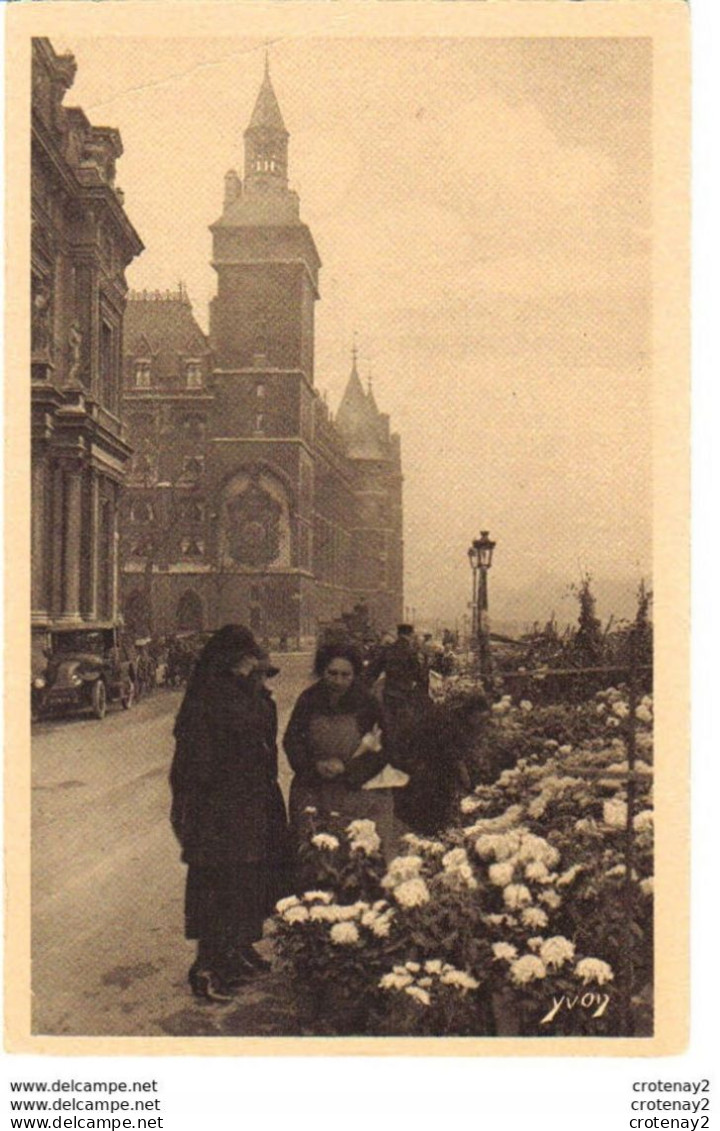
[{"xmin": 243, "ymin": 58, "xmax": 289, "ymax": 190}]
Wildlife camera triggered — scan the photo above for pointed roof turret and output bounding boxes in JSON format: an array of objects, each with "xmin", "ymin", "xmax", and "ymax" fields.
[
  {"xmin": 246, "ymin": 58, "xmax": 288, "ymax": 137},
  {"xmin": 336, "ymin": 347, "xmax": 385, "ymax": 460}
]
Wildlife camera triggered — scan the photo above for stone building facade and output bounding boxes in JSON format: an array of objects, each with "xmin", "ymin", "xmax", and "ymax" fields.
[
  {"xmin": 120, "ymin": 64, "xmax": 402, "ymax": 644},
  {"xmin": 31, "ymin": 37, "xmax": 143, "ymax": 670}
]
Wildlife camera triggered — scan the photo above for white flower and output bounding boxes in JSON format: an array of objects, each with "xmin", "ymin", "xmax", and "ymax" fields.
[
  {"xmin": 276, "ymin": 895, "xmax": 301, "ymax": 914},
  {"xmin": 596, "ymin": 703, "xmax": 607, "ymax": 715},
  {"xmin": 575, "ymin": 957, "xmax": 614, "ymax": 986},
  {"xmin": 527, "ymin": 796, "xmax": 548, "ymax": 819},
  {"xmin": 525, "ymin": 860, "xmax": 550, "ymax": 882},
  {"xmin": 492, "ymin": 700, "xmax": 510, "ymax": 715},
  {"xmin": 283, "ymin": 905, "xmax": 310, "ymax": 924},
  {"xmin": 302, "ymin": 890, "xmax": 333, "ymax": 904},
  {"xmin": 613, "ymin": 701, "xmax": 630, "ymax": 718},
  {"xmin": 509, "ymin": 955, "xmax": 547, "ymax": 985},
  {"xmin": 361, "ymin": 908, "xmax": 394, "ymax": 938},
  {"xmin": 606, "ymin": 716, "xmax": 621, "ymax": 728},
  {"xmin": 636, "ymin": 705, "xmax": 652, "ymax": 724},
  {"xmin": 504, "ymin": 883, "xmax": 532, "ymax": 910},
  {"xmin": 527, "ymin": 936, "xmax": 544, "ymax": 952},
  {"xmin": 522, "ymin": 906, "xmax": 549, "ymax": 929},
  {"xmin": 489, "ymin": 861, "xmax": 516, "ymax": 887},
  {"xmin": 329, "ymin": 921, "xmax": 360, "ymax": 945},
  {"xmin": 442, "ymin": 847, "xmax": 470, "ymax": 871},
  {"xmin": 417, "ymin": 977, "xmax": 433, "ymax": 988},
  {"xmin": 379, "ymin": 971, "xmax": 413, "ymax": 990},
  {"xmin": 303, "ymin": 806, "xmax": 318, "ymax": 814},
  {"xmin": 557, "ymin": 864, "xmax": 583, "ymax": 887},
  {"xmin": 311, "ymin": 833, "xmax": 340, "ymax": 851},
  {"xmin": 335, "ymin": 901, "xmax": 368, "ymax": 921},
  {"xmin": 382, "ymin": 855, "xmax": 424, "ymax": 888},
  {"xmin": 558, "ymin": 744, "xmax": 573, "ymax": 755},
  {"xmin": 460, "ymin": 796, "xmax": 483, "ymax": 815},
  {"xmin": 309, "ymin": 904, "xmax": 343, "ymax": 922},
  {"xmin": 405, "ymin": 985, "xmax": 431, "ymax": 1006},
  {"xmin": 603, "ymin": 799, "xmax": 628, "ymax": 829},
  {"xmin": 393, "ymin": 878, "xmax": 431, "ymax": 909},
  {"xmin": 404, "ymin": 961, "xmax": 422, "ymax": 973},
  {"xmin": 425, "ymin": 959, "xmax": 443, "ymax": 974},
  {"xmin": 539, "ymin": 936, "xmax": 575, "ymax": 969},
  {"xmin": 633, "ymin": 809, "xmax": 654, "ymax": 832},
  {"xmin": 605, "ymin": 864, "xmax": 626, "ymax": 878},
  {"xmin": 520, "ymin": 700, "xmax": 533, "ymax": 712},
  {"xmin": 440, "ymin": 969, "xmax": 479, "ymax": 991},
  {"xmin": 403, "ymin": 833, "xmax": 445, "ymax": 855},
  {"xmin": 492, "ymin": 942, "xmax": 518, "ymax": 963},
  {"xmin": 538, "ymin": 888, "xmax": 562, "ymax": 909},
  {"xmin": 640, "ymin": 876, "xmax": 654, "ymax": 896},
  {"xmin": 347, "ymin": 819, "xmax": 382, "ymax": 855}
]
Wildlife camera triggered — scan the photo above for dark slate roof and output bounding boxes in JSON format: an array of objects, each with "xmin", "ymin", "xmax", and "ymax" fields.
[
  {"xmin": 124, "ymin": 288, "xmax": 210, "ymax": 386},
  {"xmin": 246, "ymin": 65, "xmax": 288, "ymax": 136}
]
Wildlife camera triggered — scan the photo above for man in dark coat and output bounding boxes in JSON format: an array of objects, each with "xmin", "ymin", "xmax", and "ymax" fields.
[{"xmin": 170, "ymin": 625, "xmax": 290, "ymax": 1002}]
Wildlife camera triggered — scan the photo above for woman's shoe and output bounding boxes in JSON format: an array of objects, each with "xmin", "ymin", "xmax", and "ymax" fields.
[{"xmin": 188, "ymin": 967, "xmax": 235, "ymax": 1004}]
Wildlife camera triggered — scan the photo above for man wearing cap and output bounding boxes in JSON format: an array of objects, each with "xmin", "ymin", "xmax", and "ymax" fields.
[{"xmin": 365, "ymin": 623, "xmax": 427, "ymax": 753}]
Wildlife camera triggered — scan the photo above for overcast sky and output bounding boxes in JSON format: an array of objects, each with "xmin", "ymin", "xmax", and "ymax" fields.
[{"xmin": 66, "ymin": 34, "xmax": 652, "ymax": 628}]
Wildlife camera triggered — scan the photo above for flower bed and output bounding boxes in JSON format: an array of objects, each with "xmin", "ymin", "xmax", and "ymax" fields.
[{"xmin": 272, "ymin": 688, "xmax": 653, "ymax": 1037}]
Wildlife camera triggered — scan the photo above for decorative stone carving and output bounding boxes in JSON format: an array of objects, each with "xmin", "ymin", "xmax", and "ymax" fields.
[
  {"xmin": 67, "ymin": 322, "xmax": 83, "ymax": 385},
  {"xmin": 226, "ymin": 481, "xmax": 282, "ymax": 567}
]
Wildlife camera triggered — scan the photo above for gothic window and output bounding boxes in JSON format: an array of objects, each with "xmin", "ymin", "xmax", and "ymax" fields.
[
  {"xmin": 180, "ymin": 456, "xmax": 204, "ymax": 481},
  {"xmin": 134, "ymin": 359, "xmax": 151, "ymax": 388},
  {"xmin": 180, "ymin": 537, "xmax": 205, "ymax": 559},
  {"xmin": 179, "ymin": 413, "xmax": 206, "ymax": 441},
  {"xmin": 100, "ymin": 321, "xmax": 116, "ymax": 411},
  {"xmin": 254, "ymin": 413, "xmax": 265, "ymax": 434},
  {"xmin": 185, "ymin": 360, "xmax": 202, "ymax": 388},
  {"xmin": 256, "ymin": 382, "xmax": 266, "ymax": 399},
  {"xmin": 130, "ymin": 500, "xmax": 154, "ymax": 524}
]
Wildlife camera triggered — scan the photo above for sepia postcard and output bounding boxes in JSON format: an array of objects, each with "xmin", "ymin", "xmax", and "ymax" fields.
[{"xmin": 4, "ymin": 0, "xmax": 689, "ymax": 1057}]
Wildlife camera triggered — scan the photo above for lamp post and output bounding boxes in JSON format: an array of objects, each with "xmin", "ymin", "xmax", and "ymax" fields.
[{"xmin": 467, "ymin": 530, "xmax": 496, "ymax": 679}]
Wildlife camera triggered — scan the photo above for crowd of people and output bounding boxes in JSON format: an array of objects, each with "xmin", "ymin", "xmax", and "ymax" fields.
[{"xmin": 168, "ymin": 621, "xmax": 485, "ymax": 1003}]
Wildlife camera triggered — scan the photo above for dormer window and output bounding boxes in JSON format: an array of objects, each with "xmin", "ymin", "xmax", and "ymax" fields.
[
  {"xmin": 185, "ymin": 360, "xmax": 202, "ymax": 388},
  {"xmin": 134, "ymin": 359, "xmax": 151, "ymax": 388}
]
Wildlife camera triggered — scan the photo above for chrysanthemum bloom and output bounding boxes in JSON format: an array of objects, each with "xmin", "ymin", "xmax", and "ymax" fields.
[
  {"xmin": 361, "ymin": 908, "xmax": 394, "ymax": 938},
  {"xmin": 604, "ymin": 864, "xmax": 626, "ymax": 878},
  {"xmin": 489, "ymin": 861, "xmax": 516, "ymax": 887},
  {"xmin": 404, "ymin": 961, "xmax": 422, "ymax": 973},
  {"xmin": 640, "ymin": 876, "xmax": 654, "ymax": 896},
  {"xmin": 606, "ymin": 716, "xmax": 620, "ymax": 728},
  {"xmin": 425, "ymin": 959, "xmax": 443, "ymax": 974},
  {"xmin": 405, "ymin": 985, "xmax": 431, "ymax": 1006},
  {"xmin": 329, "ymin": 921, "xmax": 360, "ymax": 945},
  {"xmin": 460, "ymin": 796, "xmax": 483, "ymax": 815},
  {"xmin": 538, "ymin": 889, "xmax": 562, "ymax": 910},
  {"xmin": 636, "ymin": 704, "xmax": 652, "ymax": 724},
  {"xmin": 417, "ymin": 976, "xmax": 433, "ymax": 988},
  {"xmin": 612, "ymin": 701, "xmax": 630, "ymax": 718},
  {"xmin": 575, "ymin": 957, "xmax": 614, "ymax": 985},
  {"xmin": 504, "ymin": 883, "xmax": 532, "ymax": 910},
  {"xmin": 521, "ymin": 906, "xmax": 549, "ymax": 929},
  {"xmin": 633, "ymin": 809, "xmax": 653, "ymax": 832},
  {"xmin": 350, "ymin": 832, "xmax": 382, "ymax": 855},
  {"xmin": 509, "ymin": 955, "xmax": 547, "ymax": 985},
  {"xmin": 527, "ymin": 936, "xmax": 544, "ymax": 952},
  {"xmin": 558, "ymin": 744, "xmax": 573, "ymax": 755},
  {"xmin": 311, "ymin": 833, "xmax": 340, "ymax": 851},
  {"xmin": 442, "ymin": 847, "xmax": 470, "ymax": 871},
  {"xmin": 393, "ymin": 878, "xmax": 431, "ymax": 909},
  {"xmin": 381, "ymin": 855, "xmax": 424, "ymax": 889},
  {"xmin": 492, "ymin": 942, "xmax": 518, "ymax": 962},
  {"xmin": 335, "ymin": 901, "xmax": 369, "ymax": 921},
  {"xmin": 603, "ymin": 799, "xmax": 628, "ymax": 829},
  {"xmin": 539, "ymin": 936, "xmax": 575, "ymax": 969},
  {"xmin": 525, "ymin": 860, "xmax": 550, "ymax": 882},
  {"xmin": 302, "ymin": 890, "xmax": 333, "ymax": 904},
  {"xmin": 309, "ymin": 904, "xmax": 343, "ymax": 922},
  {"xmin": 520, "ymin": 700, "xmax": 533, "ymax": 712},
  {"xmin": 303, "ymin": 806, "xmax": 318, "ymax": 815},
  {"xmin": 596, "ymin": 703, "xmax": 607, "ymax": 715},
  {"xmin": 557, "ymin": 864, "xmax": 583, "ymax": 887},
  {"xmin": 527, "ymin": 796, "xmax": 548, "ymax": 819},
  {"xmin": 379, "ymin": 971, "xmax": 413, "ymax": 990},
  {"xmin": 283, "ymin": 905, "xmax": 310, "ymax": 924},
  {"xmin": 276, "ymin": 895, "xmax": 301, "ymax": 914},
  {"xmin": 440, "ymin": 969, "xmax": 480, "ymax": 991},
  {"xmin": 474, "ymin": 834, "xmax": 505, "ymax": 859},
  {"xmin": 517, "ymin": 834, "xmax": 560, "ymax": 869}
]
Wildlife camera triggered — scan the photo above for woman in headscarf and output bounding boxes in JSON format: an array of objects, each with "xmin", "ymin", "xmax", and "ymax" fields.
[
  {"xmin": 170, "ymin": 624, "xmax": 291, "ymax": 1002},
  {"xmin": 283, "ymin": 641, "xmax": 396, "ymax": 861}
]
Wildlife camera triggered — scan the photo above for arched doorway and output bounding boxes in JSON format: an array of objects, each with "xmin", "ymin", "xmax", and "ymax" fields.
[
  {"xmin": 124, "ymin": 590, "xmax": 150, "ymax": 638},
  {"xmin": 176, "ymin": 590, "xmax": 204, "ymax": 632}
]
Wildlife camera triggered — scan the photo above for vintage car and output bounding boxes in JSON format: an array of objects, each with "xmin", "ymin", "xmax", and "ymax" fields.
[{"xmin": 31, "ymin": 624, "xmax": 137, "ymax": 721}]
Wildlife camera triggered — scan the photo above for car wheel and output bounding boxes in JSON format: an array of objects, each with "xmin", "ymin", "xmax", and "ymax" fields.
[
  {"xmin": 91, "ymin": 680, "xmax": 107, "ymax": 720},
  {"xmin": 121, "ymin": 679, "xmax": 136, "ymax": 710}
]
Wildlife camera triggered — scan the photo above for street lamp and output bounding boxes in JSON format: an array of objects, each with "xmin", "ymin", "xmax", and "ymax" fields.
[{"xmin": 467, "ymin": 530, "xmax": 496, "ymax": 679}]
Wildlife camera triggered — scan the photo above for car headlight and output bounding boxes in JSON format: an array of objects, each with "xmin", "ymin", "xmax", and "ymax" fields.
[
  {"xmin": 70, "ymin": 673, "xmax": 83, "ymax": 687},
  {"xmin": 33, "ymin": 677, "xmax": 46, "ymax": 690}
]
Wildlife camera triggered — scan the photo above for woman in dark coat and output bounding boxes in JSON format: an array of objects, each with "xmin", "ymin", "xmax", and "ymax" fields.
[
  {"xmin": 170, "ymin": 625, "xmax": 291, "ymax": 1002},
  {"xmin": 284, "ymin": 642, "xmax": 394, "ymax": 861}
]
